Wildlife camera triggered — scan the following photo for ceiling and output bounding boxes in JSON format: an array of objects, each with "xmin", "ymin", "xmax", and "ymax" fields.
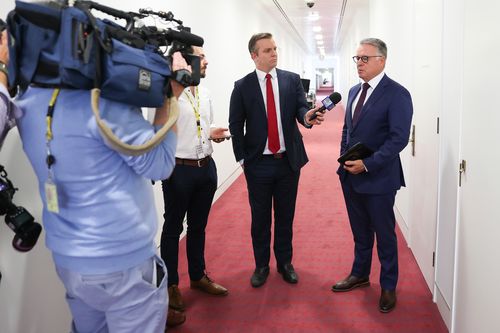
[{"xmin": 260, "ymin": 0, "xmax": 347, "ymax": 58}]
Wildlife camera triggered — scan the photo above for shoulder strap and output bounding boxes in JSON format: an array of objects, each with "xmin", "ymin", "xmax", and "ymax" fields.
[{"xmin": 90, "ymin": 88, "xmax": 179, "ymax": 156}]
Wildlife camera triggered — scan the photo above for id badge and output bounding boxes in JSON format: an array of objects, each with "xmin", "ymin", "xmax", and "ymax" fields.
[
  {"xmin": 45, "ymin": 180, "xmax": 60, "ymax": 213},
  {"xmin": 195, "ymin": 144, "xmax": 204, "ymax": 159}
]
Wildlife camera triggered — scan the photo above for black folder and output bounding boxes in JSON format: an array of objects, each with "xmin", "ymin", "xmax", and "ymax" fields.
[{"xmin": 337, "ymin": 142, "xmax": 373, "ymax": 164}]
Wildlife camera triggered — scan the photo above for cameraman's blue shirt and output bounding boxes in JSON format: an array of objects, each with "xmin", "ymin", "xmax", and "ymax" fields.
[{"xmin": 16, "ymin": 87, "xmax": 177, "ymax": 274}]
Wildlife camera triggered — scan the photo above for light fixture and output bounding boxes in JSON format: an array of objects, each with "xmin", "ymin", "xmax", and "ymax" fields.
[
  {"xmin": 312, "ymin": 26, "xmax": 322, "ymax": 33},
  {"xmin": 308, "ymin": 12, "xmax": 319, "ymax": 21},
  {"xmin": 314, "ymin": 34, "xmax": 323, "ymax": 40},
  {"xmin": 316, "ymin": 40, "xmax": 324, "ymax": 45}
]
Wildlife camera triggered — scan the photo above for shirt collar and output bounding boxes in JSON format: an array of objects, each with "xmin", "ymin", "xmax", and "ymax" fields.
[
  {"xmin": 256, "ymin": 68, "xmax": 278, "ymax": 82},
  {"xmin": 365, "ymin": 71, "xmax": 385, "ymax": 90}
]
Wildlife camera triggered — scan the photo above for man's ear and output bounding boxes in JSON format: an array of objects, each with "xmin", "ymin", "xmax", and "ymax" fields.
[{"xmin": 250, "ymin": 52, "xmax": 257, "ymax": 61}]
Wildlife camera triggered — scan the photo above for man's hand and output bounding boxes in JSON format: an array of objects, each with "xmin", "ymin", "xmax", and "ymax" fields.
[
  {"xmin": 305, "ymin": 105, "xmax": 325, "ymax": 126},
  {"xmin": 343, "ymin": 159, "xmax": 366, "ymax": 174},
  {"xmin": 153, "ymin": 52, "xmax": 191, "ymax": 128},
  {"xmin": 0, "ymin": 30, "xmax": 9, "ymax": 88},
  {"xmin": 0, "ymin": 30, "xmax": 8, "ymax": 65},
  {"xmin": 169, "ymin": 52, "xmax": 191, "ymax": 99},
  {"xmin": 210, "ymin": 127, "xmax": 230, "ymax": 143}
]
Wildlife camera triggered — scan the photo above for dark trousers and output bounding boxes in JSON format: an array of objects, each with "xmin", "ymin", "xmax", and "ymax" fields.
[
  {"xmin": 341, "ymin": 179, "xmax": 398, "ymax": 290},
  {"xmin": 244, "ymin": 155, "xmax": 300, "ymax": 268},
  {"xmin": 160, "ymin": 159, "xmax": 217, "ymax": 286}
]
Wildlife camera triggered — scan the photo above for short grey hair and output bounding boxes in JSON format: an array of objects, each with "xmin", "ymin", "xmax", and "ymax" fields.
[
  {"xmin": 360, "ymin": 38, "xmax": 387, "ymax": 58},
  {"xmin": 248, "ymin": 33, "xmax": 273, "ymax": 54}
]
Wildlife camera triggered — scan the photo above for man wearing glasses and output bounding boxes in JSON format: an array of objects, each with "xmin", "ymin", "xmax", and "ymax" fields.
[{"xmin": 332, "ymin": 38, "xmax": 413, "ymax": 313}]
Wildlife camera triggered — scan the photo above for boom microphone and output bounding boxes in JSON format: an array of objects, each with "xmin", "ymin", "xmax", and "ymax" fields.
[
  {"xmin": 309, "ymin": 92, "xmax": 342, "ymax": 121},
  {"xmin": 163, "ymin": 29, "xmax": 204, "ymax": 47}
]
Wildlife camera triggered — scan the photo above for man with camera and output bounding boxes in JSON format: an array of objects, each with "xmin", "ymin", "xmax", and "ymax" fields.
[
  {"xmin": 2, "ymin": 21, "xmax": 191, "ymax": 332},
  {"xmin": 160, "ymin": 45, "xmax": 229, "ymax": 318}
]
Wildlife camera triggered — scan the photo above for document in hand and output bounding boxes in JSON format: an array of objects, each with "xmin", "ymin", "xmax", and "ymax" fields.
[{"xmin": 337, "ymin": 142, "xmax": 373, "ymax": 164}]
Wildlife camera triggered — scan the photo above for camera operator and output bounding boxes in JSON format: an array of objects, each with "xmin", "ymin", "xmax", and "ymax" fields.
[{"xmin": 13, "ymin": 28, "xmax": 190, "ymax": 332}]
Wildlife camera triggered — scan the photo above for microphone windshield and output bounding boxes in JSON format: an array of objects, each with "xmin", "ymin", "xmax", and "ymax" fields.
[{"xmin": 165, "ymin": 29, "xmax": 204, "ymax": 47}]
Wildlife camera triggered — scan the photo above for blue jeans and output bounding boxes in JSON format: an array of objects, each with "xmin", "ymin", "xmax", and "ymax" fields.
[{"xmin": 55, "ymin": 255, "xmax": 168, "ymax": 333}]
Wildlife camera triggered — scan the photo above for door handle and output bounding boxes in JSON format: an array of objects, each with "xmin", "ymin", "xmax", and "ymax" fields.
[
  {"xmin": 459, "ymin": 159, "xmax": 466, "ymax": 187},
  {"xmin": 409, "ymin": 125, "xmax": 415, "ymax": 156}
]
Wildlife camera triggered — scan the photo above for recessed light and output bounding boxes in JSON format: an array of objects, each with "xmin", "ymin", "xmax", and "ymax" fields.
[
  {"xmin": 308, "ymin": 12, "xmax": 319, "ymax": 21},
  {"xmin": 315, "ymin": 34, "xmax": 323, "ymax": 40},
  {"xmin": 312, "ymin": 26, "xmax": 322, "ymax": 32}
]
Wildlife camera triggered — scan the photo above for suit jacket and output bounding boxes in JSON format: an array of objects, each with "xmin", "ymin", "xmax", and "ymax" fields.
[
  {"xmin": 229, "ymin": 68, "xmax": 310, "ymax": 171},
  {"xmin": 338, "ymin": 74, "xmax": 413, "ymax": 194}
]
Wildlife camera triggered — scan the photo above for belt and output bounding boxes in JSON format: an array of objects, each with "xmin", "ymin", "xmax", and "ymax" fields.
[
  {"xmin": 262, "ymin": 152, "xmax": 286, "ymax": 159},
  {"xmin": 175, "ymin": 155, "xmax": 211, "ymax": 167}
]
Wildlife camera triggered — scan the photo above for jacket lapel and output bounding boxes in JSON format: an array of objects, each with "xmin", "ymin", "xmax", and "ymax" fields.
[
  {"xmin": 353, "ymin": 74, "xmax": 389, "ymax": 129},
  {"xmin": 347, "ymin": 84, "xmax": 361, "ymax": 129},
  {"xmin": 251, "ymin": 71, "xmax": 266, "ymax": 116},
  {"xmin": 276, "ymin": 69, "xmax": 286, "ymax": 117}
]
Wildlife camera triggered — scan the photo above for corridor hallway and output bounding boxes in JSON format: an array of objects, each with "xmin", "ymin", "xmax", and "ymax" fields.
[{"xmin": 171, "ymin": 101, "xmax": 447, "ymax": 332}]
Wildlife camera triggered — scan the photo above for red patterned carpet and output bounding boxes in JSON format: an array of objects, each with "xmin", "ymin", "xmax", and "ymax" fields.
[{"xmin": 169, "ymin": 101, "xmax": 448, "ymax": 332}]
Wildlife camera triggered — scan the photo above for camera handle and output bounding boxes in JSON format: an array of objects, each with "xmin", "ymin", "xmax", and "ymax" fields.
[{"xmin": 90, "ymin": 88, "xmax": 180, "ymax": 156}]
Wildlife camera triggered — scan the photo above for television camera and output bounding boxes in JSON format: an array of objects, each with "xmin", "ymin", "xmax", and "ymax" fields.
[{"xmin": 0, "ymin": 165, "xmax": 42, "ymax": 252}]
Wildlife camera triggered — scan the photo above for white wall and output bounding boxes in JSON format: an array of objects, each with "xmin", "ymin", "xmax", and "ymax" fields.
[
  {"xmin": 453, "ymin": 0, "xmax": 500, "ymax": 331},
  {"xmin": 0, "ymin": 0, "xmax": 309, "ymax": 332}
]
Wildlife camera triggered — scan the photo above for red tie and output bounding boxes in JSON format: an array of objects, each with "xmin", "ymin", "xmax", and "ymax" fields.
[
  {"xmin": 266, "ymin": 73, "xmax": 280, "ymax": 153},
  {"xmin": 352, "ymin": 82, "xmax": 370, "ymax": 125}
]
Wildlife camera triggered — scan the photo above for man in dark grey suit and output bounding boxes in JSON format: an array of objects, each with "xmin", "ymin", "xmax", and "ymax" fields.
[{"xmin": 229, "ymin": 32, "xmax": 324, "ymax": 288}]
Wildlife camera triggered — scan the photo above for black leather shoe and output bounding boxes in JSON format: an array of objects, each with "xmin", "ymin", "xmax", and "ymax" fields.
[
  {"xmin": 277, "ymin": 263, "xmax": 298, "ymax": 284},
  {"xmin": 250, "ymin": 266, "xmax": 270, "ymax": 288},
  {"xmin": 379, "ymin": 289, "xmax": 396, "ymax": 313},
  {"xmin": 331, "ymin": 275, "xmax": 370, "ymax": 292}
]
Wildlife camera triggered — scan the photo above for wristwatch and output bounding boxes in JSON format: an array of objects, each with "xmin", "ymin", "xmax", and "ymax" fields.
[{"xmin": 0, "ymin": 61, "xmax": 7, "ymax": 79}]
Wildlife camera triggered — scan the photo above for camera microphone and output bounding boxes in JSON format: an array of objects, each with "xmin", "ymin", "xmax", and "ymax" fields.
[
  {"xmin": 309, "ymin": 92, "xmax": 342, "ymax": 121},
  {"xmin": 163, "ymin": 29, "xmax": 204, "ymax": 47}
]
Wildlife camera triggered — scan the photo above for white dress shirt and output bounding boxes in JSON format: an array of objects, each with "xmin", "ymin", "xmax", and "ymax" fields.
[
  {"xmin": 352, "ymin": 71, "xmax": 385, "ymax": 119},
  {"xmin": 175, "ymin": 85, "xmax": 215, "ymax": 159}
]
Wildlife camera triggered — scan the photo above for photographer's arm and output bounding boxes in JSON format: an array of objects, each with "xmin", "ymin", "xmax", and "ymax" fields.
[
  {"xmin": 153, "ymin": 52, "xmax": 191, "ymax": 128},
  {"xmin": 0, "ymin": 30, "xmax": 8, "ymax": 89}
]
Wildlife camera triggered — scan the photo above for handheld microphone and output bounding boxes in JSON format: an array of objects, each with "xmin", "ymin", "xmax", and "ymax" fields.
[{"xmin": 309, "ymin": 92, "xmax": 342, "ymax": 121}]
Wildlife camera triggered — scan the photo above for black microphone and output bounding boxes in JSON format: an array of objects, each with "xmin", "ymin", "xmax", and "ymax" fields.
[
  {"xmin": 164, "ymin": 29, "xmax": 204, "ymax": 47},
  {"xmin": 309, "ymin": 92, "xmax": 342, "ymax": 121}
]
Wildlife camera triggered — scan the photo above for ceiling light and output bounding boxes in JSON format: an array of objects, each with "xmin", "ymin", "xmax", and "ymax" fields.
[
  {"xmin": 312, "ymin": 26, "xmax": 322, "ymax": 33},
  {"xmin": 308, "ymin": 12, "xmax": 319, "ymax": 21},
  {"xmin": 316, "ymin": 40, "xmax": 324, "ymax": 45},
  {"xmin": 315, "ymin": 34, "xmax": 323, "ymax": 40}
]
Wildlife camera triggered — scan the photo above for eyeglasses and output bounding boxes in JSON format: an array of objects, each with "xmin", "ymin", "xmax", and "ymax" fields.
[{"xmin": 352, "ymin": 55, "xmax": 384, "ymax": 63}]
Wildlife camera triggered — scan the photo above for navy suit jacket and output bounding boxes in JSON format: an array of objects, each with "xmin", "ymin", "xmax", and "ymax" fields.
[
  {"xmin": 229, "ymin": 69, "xmax": 310, "ymax": 171},
  {"xmin": 338, "ymin": 74, "xmax": 413, "ymax": 194}
]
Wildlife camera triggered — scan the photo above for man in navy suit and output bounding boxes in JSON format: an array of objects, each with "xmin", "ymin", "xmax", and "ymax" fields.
[
  {"xmin": 332, "ymin": 38, "xmax": 413, "ymax": 313},
  {"xmin": 229, "ymin": 33, "xmax": 324, "ymax": 288}
]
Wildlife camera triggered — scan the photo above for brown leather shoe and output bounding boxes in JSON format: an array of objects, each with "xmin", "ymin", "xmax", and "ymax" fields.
[
  {"xmin": 190, "ymin": 275, "xmax": 228, "ymax": 296},
  {"xmin": 331, "ymin": 275, "xmax": 370, "ymax": 292},
  {"xmin": 166, "ymin": 308, "xmax": 186, "ymax": 328},
  {"xmin": 168, "ymin": 285, "xmax": 185, "ymax": 312},
  {"xmin": 379, "ymin": 289, "xmax": 397, "ymax": 313}
]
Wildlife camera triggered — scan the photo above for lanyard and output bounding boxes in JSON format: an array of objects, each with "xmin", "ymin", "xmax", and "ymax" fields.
[
  {"xmin": 46, "ymin": 88, "xmax": 60, "ymax": 178},
  {"xmin": 183, "ymin": 86, "xmax": 202, "ymax": 139}
]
